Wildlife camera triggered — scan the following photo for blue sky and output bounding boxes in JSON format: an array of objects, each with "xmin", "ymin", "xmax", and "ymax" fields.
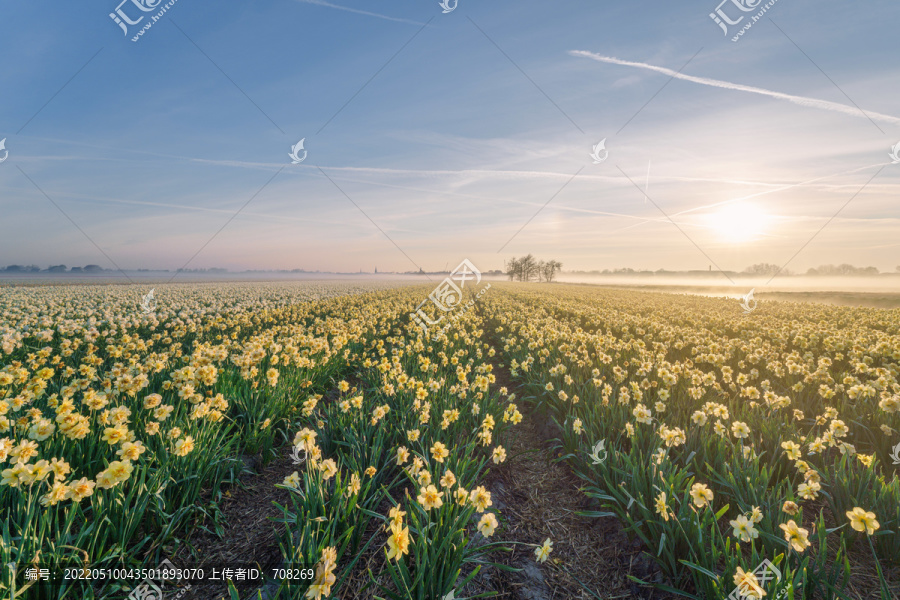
[{"xmin": 1, "ymin": 0, "xmax": 898, "ymax": 275}]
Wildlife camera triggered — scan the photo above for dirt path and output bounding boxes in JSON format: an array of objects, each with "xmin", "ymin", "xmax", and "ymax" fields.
[
  {"xmin": 172, "ymin": 449, "xmax": 296, "ymax": 600},
  {"xmin": 472, "ymin": 358, "xmax": 673, "ymax": 600}
]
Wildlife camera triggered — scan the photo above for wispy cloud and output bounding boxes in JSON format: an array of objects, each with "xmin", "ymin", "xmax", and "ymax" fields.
[
  {"xmin": 293, "ymin": 0, "xmax": 424, "ymax": 25},
  {"xmin": 21, "ymin": 150, "xmax": 894, "ymax": 195},
  {"xmin": 570, "ymin": 51, "xmax": 900, "ymax": 127},
  {"xmin": 2, "ymin": 185, "xmax": 349, "ymax": 227}
]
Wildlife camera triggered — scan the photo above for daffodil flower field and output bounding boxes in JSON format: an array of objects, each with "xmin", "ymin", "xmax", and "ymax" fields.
[
  {"xmin": 483, "ymin": 285, "xmax": 899, "ymax": 600},
  {"xmin": 1, "ymin": 283, "xmax": 381, "ymax": 599},
  {"xmin": 1, "ymin": 282, "xmax": 897, "ymax": 599}
]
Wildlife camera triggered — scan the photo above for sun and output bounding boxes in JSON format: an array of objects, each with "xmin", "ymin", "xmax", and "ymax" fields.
[{"xmin": 704, "ymin": 202, "xmax": 771, "ymax": 243}]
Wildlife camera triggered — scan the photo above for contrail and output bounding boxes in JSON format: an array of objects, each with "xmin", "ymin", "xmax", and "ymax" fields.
[
  {"xmin": 571, "ymin": 51, "xmax": 900, "ymax": 126},
  {"xmin": 294, "ymin": 0, "xmax": 425, "ymax": 25}
]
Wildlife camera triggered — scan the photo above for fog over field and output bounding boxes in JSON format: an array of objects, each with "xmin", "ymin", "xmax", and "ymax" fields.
[
  {"xmin": 556, "ymin": 274, "xmax": 900, "ymax": 293},
  {"xmin": 3, "ymin": 271, "xmax": 900, "ymax": 308}
]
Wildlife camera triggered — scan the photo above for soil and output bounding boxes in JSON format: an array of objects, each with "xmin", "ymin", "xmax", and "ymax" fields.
[
  {"xmin": 171, "ymin": 449, "xmax": 297, "ymax": 600},
  {"xmin": 464, "ymin": 359, "xmax": 675, "ymax": 600}
]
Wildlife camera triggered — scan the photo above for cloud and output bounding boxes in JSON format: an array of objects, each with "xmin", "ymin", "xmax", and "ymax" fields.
[
  {"xmin": 293, "ymin": 0, "xmax": 424, "ymax": 25},
  {"xmin": 570, "ymin": 51, "xmax": 900, "ymax": 127}
]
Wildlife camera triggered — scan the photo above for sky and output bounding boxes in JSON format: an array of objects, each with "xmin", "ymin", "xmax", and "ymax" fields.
[{"xmin": 1, "ymin": 0, "xmax": 899, "ymax": 278}]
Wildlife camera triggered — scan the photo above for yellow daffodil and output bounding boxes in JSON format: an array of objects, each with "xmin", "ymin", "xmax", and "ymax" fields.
[
  {"xmin": 733, "ymin": 567, "xmax": 765, "ymax": 599},
  {"xmin": 477, "ymin": 513, "xmax": 499, "ymax": 537},
  {"xmin": 534, "ymin": 538, "xmax": 553, "ymax": 563},
  {"xmin": 846, "ymin": 507, "xmax": 880, "ymax": 535},
  {"xmin": 729, "ymin": 514, "xmax": 759, "ymax": 542},
  {"xmin": 690, "ymin": 483, "xmax": 714, "ymax": 508},
  {"xmin": 779, "ymin": 520, "xmax": 810, "ymax": 552},
  {"xmin": 418, "ymin": 485, "xmax": 443, "ymax": 510}
]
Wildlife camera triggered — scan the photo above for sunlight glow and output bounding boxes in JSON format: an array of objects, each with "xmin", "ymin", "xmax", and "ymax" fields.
[{"xmin": 704, "ymin": 202, "xmax": 771, "ymax": 243}]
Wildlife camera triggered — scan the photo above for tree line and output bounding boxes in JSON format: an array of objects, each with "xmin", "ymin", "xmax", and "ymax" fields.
[
  {"xmin": 743, "ymin": 263, "xmax": 892, "ymax": 276},
  {"xmin": 504, "ymin": 255, "xmax": 562, "ymax": 282},
  {"xmin": 2, "ymin": 264, "xmax": 104, "ymax": 273}
]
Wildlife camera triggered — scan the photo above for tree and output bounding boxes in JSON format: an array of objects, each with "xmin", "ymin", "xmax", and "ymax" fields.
[
  {"xmin": 808, "ymin": 264, "xmax": 880, "ymax": 276},
  {"xmin": 505, "ymin": 256, "xmax": 521, "ymax": 281},
  {"xmin": 505, "ymin": 255, "xmax": 537, "ymax": 281},
  {"xmin": 540, "ymin": 260, "xmax": 562, "ymax": 282},
  {"xmin": 520, "ymin": 254, "xmax": 539, "ymax": 281},
  {"xmin": 743, "ymin": 263, "xmax": 784, "ymax": 276},
  {"xmin": 505, "ymin": 255, "xmax": 560, "ymax": 282}
]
